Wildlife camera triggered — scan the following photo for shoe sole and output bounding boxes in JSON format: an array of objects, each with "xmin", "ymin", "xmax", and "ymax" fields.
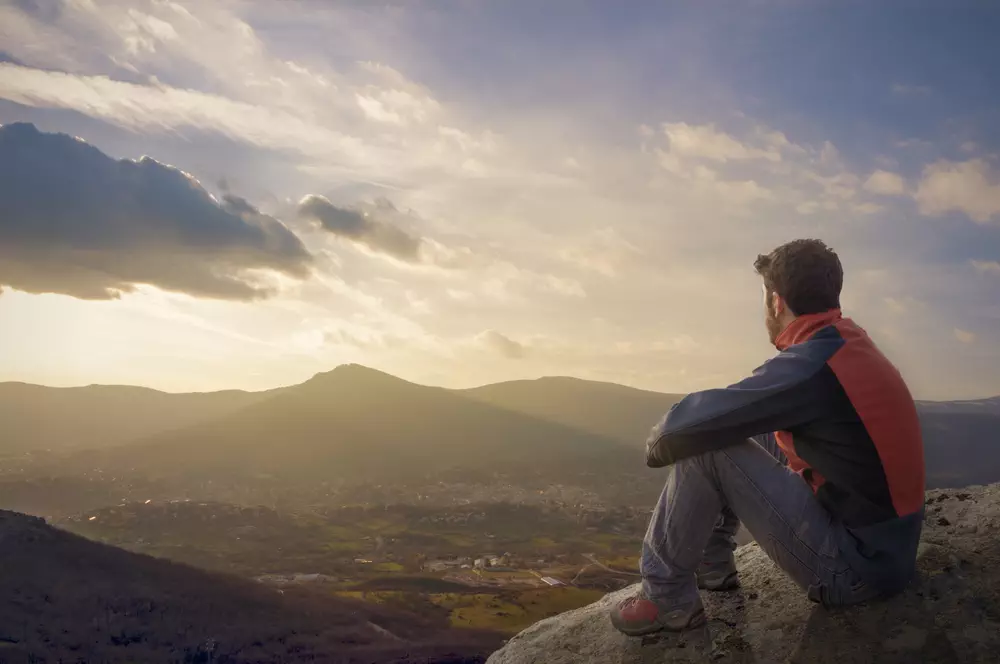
[
  {"xmin": 698, "ymin": 573, "xmax": 740, "ymax": 591},
  {"xmin": 611, "ymin": 608, "xmax": 707, "ymax": 637}
]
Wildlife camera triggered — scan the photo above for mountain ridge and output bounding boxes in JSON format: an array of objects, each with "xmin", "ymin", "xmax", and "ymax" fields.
[
  {"xmin": 0, "ymin": 508, "xmax": 501, "ymax": 662},
  {"xmin": 4, "ymin": 363, "xmax": 999, "ymax": 497}
]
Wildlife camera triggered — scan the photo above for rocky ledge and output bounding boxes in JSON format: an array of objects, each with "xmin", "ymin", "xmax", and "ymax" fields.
[{"xmin": 487, "ymin": 484, "xmax": 1000, "ymax": 663}]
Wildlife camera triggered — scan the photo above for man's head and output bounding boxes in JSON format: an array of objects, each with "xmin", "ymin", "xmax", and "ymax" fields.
[{"xmin": 754, "ymin": 239, "xmax": 843, "ymax": 345}]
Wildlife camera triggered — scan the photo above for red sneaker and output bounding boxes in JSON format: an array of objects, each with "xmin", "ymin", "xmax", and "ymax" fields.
[{"xmin": 609, "ymin": 592, "xmax": 706, "ymax": 636}]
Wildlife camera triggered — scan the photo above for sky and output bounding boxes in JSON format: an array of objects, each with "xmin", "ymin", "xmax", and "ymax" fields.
[{"xmin": 1, "ymin": 0, "xmax": 999, "ymax": 400}]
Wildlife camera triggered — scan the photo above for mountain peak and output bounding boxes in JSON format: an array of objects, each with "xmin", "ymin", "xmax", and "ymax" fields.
[{"xmin": 299, "ymin": 363, "xmax": 417, "ymax": 391}]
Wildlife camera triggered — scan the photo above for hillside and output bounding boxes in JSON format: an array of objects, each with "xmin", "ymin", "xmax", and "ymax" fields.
[
  {"xmin": 4, "ymin": 366, "xmax": 999, "ymax": 505},
  {"xmin": 463, "ymin": 376, "xmax": 683, "ymax": 445},
  {"xmin": 0, "ymin": 382, "xmax": 274, "ymax": 453},
  {"xmin": 0, "ymin": 509, "xmax": 502, "ymax": 663},
  {"xmin": 488, "ymin": 484, "xmax": 1000, "ymax": 663},
  {"xmin": 75, "ymin": 365, "xmax": 633, "ymax": 484},
  {"xmin": 465, "ymin": 376, "xmax": 1000, "ymax": 491}
]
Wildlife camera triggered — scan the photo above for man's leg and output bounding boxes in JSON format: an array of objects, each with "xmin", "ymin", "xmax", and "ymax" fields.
[
  {"xmin": 612, "ymin": 438, "xmax": 871, "ymax": 636},
  {"xmin": 697, "ymin": 506, "xmax": 740, "ymax": 590},
  {"xmin": 698, "ymin": 434, "xmax": 786, "ymax": 590}
]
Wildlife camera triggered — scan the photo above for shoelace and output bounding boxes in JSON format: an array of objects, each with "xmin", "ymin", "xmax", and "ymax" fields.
[{"xmin": 619, "ymin": 595, "xmax": 651, "ymax": 611}]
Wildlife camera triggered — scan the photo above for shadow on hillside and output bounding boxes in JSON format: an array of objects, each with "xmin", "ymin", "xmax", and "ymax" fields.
[{"xmin": 788, "ymin": 592, "xmax": 959, "ymax": 663}]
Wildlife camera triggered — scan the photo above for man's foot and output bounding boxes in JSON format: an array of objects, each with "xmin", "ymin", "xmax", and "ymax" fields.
[
  {"xmin": 697, "ymin": 555, "xmax": 740, "ymax": 591},
  {"xmin": 609, "ymin": 592, "xmax": 706, "ymax": 636}
]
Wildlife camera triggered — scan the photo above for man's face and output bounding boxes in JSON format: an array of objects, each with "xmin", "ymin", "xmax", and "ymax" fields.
[{"xmin": 763, "ymin": 285, "xmax": 782, "ymax": 345}]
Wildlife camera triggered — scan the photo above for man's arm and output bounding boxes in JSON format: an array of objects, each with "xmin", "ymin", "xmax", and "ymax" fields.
[{"xmin": 645, "ymin": 348, "xmax": 830, "ymax": 467}]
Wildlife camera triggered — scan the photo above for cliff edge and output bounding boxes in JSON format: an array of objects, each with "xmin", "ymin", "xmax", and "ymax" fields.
[{"xmin": 487, "ymin": 484, "xmax": 1000, "ymax": 663}]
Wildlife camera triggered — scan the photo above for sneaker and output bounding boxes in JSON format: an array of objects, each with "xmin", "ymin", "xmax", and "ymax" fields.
[
  {"xmin": 609, "ymin": 592, "xmax": 706, "ymax": 636},
  {"xmin": 697, "ymin": 555, "xmax": 740, "ymax": 591}
]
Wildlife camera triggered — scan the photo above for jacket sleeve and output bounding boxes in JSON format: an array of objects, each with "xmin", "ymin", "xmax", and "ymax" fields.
[{"xmin": 645, "ymin": 348, "xmax": 830, "ymax": 468}]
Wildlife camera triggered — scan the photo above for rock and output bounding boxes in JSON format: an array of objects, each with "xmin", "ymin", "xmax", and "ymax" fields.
[{"xmin": 487, "ymin": 483, "xmax": 1000, "ymax": 664}]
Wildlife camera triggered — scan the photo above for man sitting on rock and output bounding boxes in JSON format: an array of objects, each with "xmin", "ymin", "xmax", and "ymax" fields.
[{"xmin": 611, "ymin": 239, "xmax": 926, "ymax": 635}]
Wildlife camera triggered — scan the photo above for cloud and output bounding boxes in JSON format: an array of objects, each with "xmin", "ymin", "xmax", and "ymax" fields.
[
  {"xmin": 647, "ymin": 120, "xmax": 878, "ymax": 216},
  {"xmin": 476, "ymin": 330, "xmax": 527, "ymax": 359},
  {"xmin": 971, "ymin": 260, "xmax": 1000, "ymax": 275},
  {"xmin": 883, "ymin": 296, "xmax": 924, "ymax": 315},
  {"xmin": 863, "ymin": 170, "xmax": 907, "ymax": 196},
  {"xmin": 559, "ymin": 227, "xmax": 642, "ymax": 278},
  {"xmin": 954, "ymin": 328, "xmax": 977, "ymax": 344},
  {"xmin": 913, "ymin": 159, "xmax": 1000, "ymax": 223},
  {"xmin": 662, "ymin": 122, "xmax": 782, "ymax": 163},
  {"xmin": 297, "ymin": 195, "xmax": 423, "ymax": 262},
  {"xmin": 0, "ymin": 123, "xmax": 311, "ymax": 300}
]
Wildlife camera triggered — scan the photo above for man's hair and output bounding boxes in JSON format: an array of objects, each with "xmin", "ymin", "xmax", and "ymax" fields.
[{"xmin": 754, "ymin": 239, "xmax": 843, "ymax": 316}]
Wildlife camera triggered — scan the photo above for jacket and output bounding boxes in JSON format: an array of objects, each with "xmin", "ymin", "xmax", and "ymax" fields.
[{"xmin": 645, "ymin": 308, "xmax": 926, "ymax": 593}]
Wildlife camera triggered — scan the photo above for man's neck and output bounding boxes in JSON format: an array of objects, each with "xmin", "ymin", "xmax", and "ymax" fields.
[{"xmin": 775, "ymin": 309, "xmax": 843, "ymax": 350}]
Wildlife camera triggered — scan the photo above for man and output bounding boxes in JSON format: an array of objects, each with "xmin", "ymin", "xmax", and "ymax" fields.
[{"xmin": 611, "ymin": 239, "xmax": 926, "ymax": 635}]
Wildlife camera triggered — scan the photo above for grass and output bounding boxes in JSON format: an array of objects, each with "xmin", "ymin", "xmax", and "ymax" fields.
[
  {"xmin": 440, "ymin": 533, "xmax": 476, "ymax": 547},
  {"xmin": 431, "ymin": 587, "xmax": 606, "ymax": 634},
  {"xmin": 602, "ymin": 555, "xmax": 639, "ymax": 571},
  {"xmin": 530, "ymin": 537, "xmax": 557, "ymax": 548}
]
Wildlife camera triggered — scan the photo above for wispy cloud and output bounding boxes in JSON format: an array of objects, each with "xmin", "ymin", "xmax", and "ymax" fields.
[
  {"xmin": 914, "ymin": 159, "xmax": 1000, "ymax": 223},
  {"xmin": 954, "ymin": 328, "xmax": 977, "ymax": 344},
  {"xmin": 476, "ymin": 329, "xmax": 527, "ymax": 359},
  {"xmin": 864, "ymin": 170, "xmax": 907, "ymax": 196},
  {"xmin": 971, "ymin": 259, "xmax": 1000, "ymax": 275}
]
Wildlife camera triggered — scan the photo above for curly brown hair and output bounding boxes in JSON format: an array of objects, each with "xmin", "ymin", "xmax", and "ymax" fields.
[{"xmin": 754, "ymin": 239, "xmax": 843, "ymax": 316}]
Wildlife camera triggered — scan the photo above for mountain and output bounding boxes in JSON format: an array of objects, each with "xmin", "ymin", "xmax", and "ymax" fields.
[
  {"xmin": 4, "ymin": 366, "xmax": 999, "ymax": 499},
  {"xmin": 466, "ymin": 377, "xmax": 1000, "ymax": 491},
  {"xmin": 462, "ymin": 376, "xmax": 683, "ymax": 445},
  {"xmin": 77, "ymin": 364, "xmax": 633, "ymax": 484},
  {"xmin": 0, "ymin": 382, "xmax": 275, "ymax": 454},
  {"xmin": 0, "ymin": 509, "xmax": 501, "ymax": 663}
]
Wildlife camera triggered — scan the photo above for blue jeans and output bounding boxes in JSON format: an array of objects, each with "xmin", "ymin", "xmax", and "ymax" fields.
[{"xmin": 640, "ymin": 435, "xmax": 881, "ymax": 609}]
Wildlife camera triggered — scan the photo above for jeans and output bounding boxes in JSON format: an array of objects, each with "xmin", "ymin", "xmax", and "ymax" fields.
[{"xmin": 640, "ymin": 435, "xmax": 881, "ymax": 610}]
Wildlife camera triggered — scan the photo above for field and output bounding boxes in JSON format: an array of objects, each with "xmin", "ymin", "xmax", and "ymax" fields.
[
  {"xmin": 334, "ymin": 586, "xmax": 607, "ymax": 634},
  {"xmin": 56, "ymin": 499, "xmax": 646, "ymax": 637}
]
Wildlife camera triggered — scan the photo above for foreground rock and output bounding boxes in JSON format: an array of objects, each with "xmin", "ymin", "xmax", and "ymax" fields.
[{"xmin": 488, "ymin": 484, "xmax": 1000, "ymax": 663}]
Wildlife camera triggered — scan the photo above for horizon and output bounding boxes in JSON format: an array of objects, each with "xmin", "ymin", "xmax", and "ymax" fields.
[
  {"xmin": 2, "ymin": 1, "xmax": 1000, "ymax": 401},
  {"xmin": 4, "ymin": 361, "xmax": 998, "ymax": 403}
]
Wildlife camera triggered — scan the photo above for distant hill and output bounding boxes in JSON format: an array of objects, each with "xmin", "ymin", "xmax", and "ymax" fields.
[
  {"xmin": 0, "ymin": 382, "xmax": 275, "ymax": 453},
  {"xmin": 464, "ymin": 377, "xmax": 1000, "ymax": 491},
  {"xmin": 76, "ymin": 364, "xmax": 634, "ymax": 485},
  {"xmin": 4, "ymin": 366, "xmax": 999, "ymax": 497},
  {"xmin": 463, "ymin": 376, "xmax": 683, "ymax": 445},
  {"xmin": 0, "ymin": 509, "xmax": 501, "ymax": 663}
]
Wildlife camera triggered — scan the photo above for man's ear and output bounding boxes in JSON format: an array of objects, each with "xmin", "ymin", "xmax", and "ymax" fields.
[{"xmin": 772, "ymin": 292, "xmax": 787, "ymax": 316}]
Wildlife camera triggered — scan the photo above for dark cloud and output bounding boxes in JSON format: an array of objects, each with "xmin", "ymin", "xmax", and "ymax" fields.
[
  {"xmin": 0, "ymin": 123, "xmax": 312, "ymax": 300},
  {"xmin": 0, "ymin": 52, "xmax": 27, "ymax": 66},
  {"xmin": 11, "ymin": 0, "xmax": 64, "ymax": 23},
  {"xmin": 297, "ymin": 194, "xmax": 422, "ymax": 262},
  {"xmin": 478, "ymin": 330, "xmax": 527, "ymax": 359}
]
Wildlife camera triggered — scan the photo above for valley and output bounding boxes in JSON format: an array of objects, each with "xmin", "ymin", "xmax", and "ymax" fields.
[{"xmin": 1, "ymin": 365, "xmax": 999, "ymax": 658}]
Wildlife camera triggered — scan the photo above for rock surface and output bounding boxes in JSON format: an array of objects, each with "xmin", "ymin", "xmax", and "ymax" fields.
[{"xmin": 487, "ymin": 484, "xmax": 1000, "ymax": 663}]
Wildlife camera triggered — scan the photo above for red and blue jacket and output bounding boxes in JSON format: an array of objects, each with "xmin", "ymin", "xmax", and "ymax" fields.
[{"xmin": 645, "ymin": 309, "xmax": 926, "ymax": 593}]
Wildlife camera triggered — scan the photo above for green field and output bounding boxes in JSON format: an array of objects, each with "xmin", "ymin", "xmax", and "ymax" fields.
[
  {"xmin": 432, "ymin": 588, "xmax": 606, "ymax": 633},
  {"xmin": 337, "ymin": 586, "xmax": 606, "ymax": 634}
]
